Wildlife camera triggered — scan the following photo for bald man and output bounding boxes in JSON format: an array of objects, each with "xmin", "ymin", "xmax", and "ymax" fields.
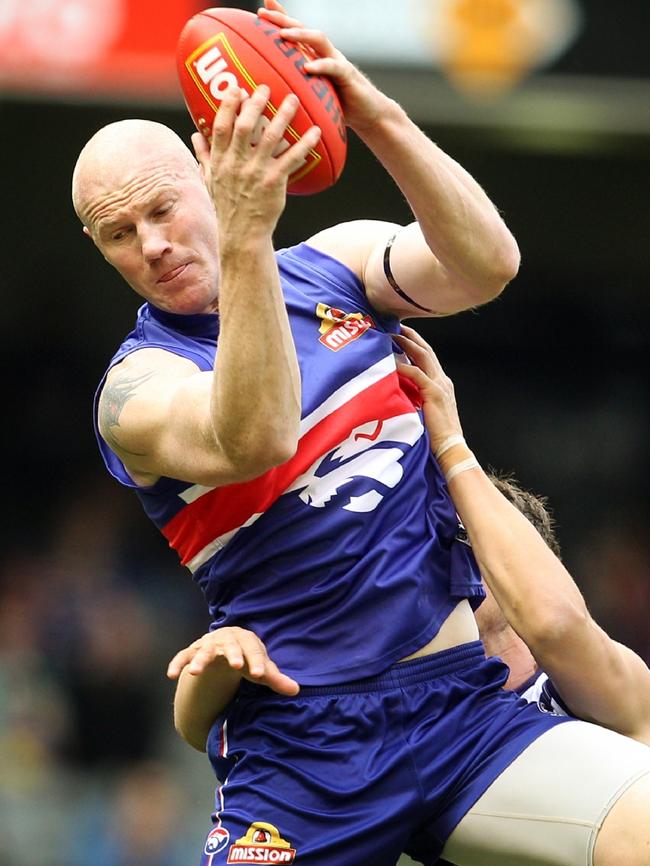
[
  {"xmin": 70, "ymin": 3, "xmax": 649, "ymax": 866},
  {"xmin": 73, "ymin": 108, "xmax": 307, "ymax": 492}
]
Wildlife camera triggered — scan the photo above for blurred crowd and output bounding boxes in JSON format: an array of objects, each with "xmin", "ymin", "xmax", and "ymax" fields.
[
  {"xmin": 0, "ymin": 479, "xmax": 213, "ymax": 866},
  {"xmin": 1, "ymin": 466, "xmax": 649, "ymax": 865}
]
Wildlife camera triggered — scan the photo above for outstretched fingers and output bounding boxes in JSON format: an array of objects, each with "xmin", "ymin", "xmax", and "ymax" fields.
[
  {"xmin": 236, "ymin": 636, "xmax": 300, "ymax": 695},
  {"xmin": 225, "ymin": 84, "xmax": 270, "ymax": 156},
  {"xmin": 393, "ymin": 332, "xmax": 437, "ymax": 379},
  {"xmin": 211, "ymin": 84, "xmax": 248, "ymax": 151},
  {"xmin": 253, "ymin": 89, "xmax": 322, "ymax": 164},
  {"xmin": 166, "ymin": 629, "xmax": 246, "ymax": 679},
  {"xmin": 393, "ymin": 331, "xmax": 462, "ymax": 440},
  {"xmin": 261, "ymin": 659, "xmax": 301, "ymax": 696},
  {"xmin": 280, "ymin": 27, "xmax": 337, "ymax": 60},
  {"xmin": 258, "ymin": 1, "xmax": 303, "ymax": 30},
  {"xmin": 166, "ymin": 627, "xmax": 300, "ymax": 697},
  {"xmin": 260, "ymin": 4, "xmax": 344, "ymax": 79},
  {"xmin": 167, "ymin": 646, "xmax": 195, "ymax": 680},
  {"xmin": 277, "ymin": 123, "xmax": 322, "ymax": 177},
  {"xmin": 395, "ymin": 355, "xmax": 429, "ymax": 390},
  {"xmin": 398, "ymin": 327, "xmax": 450, "ymax": 379},
  {"xmin": 214, "ymin": 84, "xmax": 321, "ymax": 179}
]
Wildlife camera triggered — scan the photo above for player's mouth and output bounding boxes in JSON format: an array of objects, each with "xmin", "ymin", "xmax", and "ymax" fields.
[{"xmin": 158, "ymin": 263, "xmax": 189, "ymax": 283}]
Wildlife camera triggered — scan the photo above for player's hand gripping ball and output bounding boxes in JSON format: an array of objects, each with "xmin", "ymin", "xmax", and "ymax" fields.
[{"xmin": 176, "ymin": 7, "xmax": 347, "ymax": 195}]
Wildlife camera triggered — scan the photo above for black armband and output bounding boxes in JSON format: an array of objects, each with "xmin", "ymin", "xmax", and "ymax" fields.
[{"xmin": 383, "ymin": 232, "xmax": 435, "ymax": 314}]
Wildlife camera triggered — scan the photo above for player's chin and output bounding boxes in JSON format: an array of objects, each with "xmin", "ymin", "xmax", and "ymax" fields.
[
  {"xmin": 155, "ymin": 285, "xmax": 217, "ymax": 316},
  {"xmin": 152, "ymin": 273, "xmax": 219, "ymax": 316}
]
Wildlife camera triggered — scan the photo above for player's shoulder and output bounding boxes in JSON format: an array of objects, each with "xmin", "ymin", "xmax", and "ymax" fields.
[
  {"xmin": 98, "ymin": 348, "xmax": 206, "ymax": 483},
  {"xmin": 305, "ymin": 219, "xmax": 402, "ymax": 282},
  {"xmin": 104, "ymin": 347, "xmax": 199, "ymax": 386},
  {"xmin": 99, "ymin": 349, "xmax": 200, "ymax": 440}
]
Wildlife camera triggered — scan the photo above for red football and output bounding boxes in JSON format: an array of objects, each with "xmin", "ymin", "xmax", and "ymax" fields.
[{"xmin": 176, "ymin": 7, "xmax": 347, "ymax": 195}]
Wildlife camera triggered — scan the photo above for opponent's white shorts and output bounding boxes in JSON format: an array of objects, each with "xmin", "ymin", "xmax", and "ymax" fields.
[{"xmin": 441, "ymin": 720, "xmax": 650, "ymax": 866}]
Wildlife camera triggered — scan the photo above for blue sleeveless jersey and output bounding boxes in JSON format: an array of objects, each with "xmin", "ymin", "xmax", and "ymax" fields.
[{"xmin": 94, "ymin": 243, "xmax": 484, "ymax": 684}]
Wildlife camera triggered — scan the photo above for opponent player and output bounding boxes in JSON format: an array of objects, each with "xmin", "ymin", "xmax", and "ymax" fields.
[
  {"xmin": 169, "ymin": 466, "xmax": 650, "ymax": 748},
  {"xmin": 74, "ymin": 0, "xmax": 649, "ymax": 862},
  {"xmin": 394, "ymin": 325, "xmax": 650, "ymax": 744}
]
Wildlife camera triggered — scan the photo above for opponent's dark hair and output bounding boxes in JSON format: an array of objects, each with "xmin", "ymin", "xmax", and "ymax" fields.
[{"xmin": 486, "ymin": 472, "xmax": 562, "ymax": 559}]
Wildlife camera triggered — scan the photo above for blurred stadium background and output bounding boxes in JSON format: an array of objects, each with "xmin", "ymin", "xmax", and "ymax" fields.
[{"xmin": 1, "ymin": 1, "xmax": 649, "ymax": 864}]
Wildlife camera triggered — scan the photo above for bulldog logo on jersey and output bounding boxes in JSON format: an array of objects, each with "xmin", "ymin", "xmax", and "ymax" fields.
[
  {"xmin": 289, "ymin": 413, "xmax": 424, "ymax": 513},
  {"xmin": 204, "ymin": 826, "xmax": 230, "ymax": 857},
  {"xmin": 227, "ymin": 822, "xmax": 296, "ymax": 863},
  {"xmin": 316, "ymin": 302, "xmax": 374, "ymax": 352}
]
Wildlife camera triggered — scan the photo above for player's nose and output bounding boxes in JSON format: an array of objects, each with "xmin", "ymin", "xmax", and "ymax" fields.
[{"xmin": 140, "ymin": 224, "xmax": 172, "ymax": 263}]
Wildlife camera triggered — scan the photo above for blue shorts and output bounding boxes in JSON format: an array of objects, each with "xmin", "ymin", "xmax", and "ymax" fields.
[{"xmin": 200, "ymin": 642, "xmax": 569, "ymax": 866}]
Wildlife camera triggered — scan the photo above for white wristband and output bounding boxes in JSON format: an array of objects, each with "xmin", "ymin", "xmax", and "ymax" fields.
[
  {"xmin": 445, "ymin": 456, "xmax": 480, "ymax": 483},
  {"xmin": 434, "ymin": 434, "xmax": 466, "ymax": 459}
]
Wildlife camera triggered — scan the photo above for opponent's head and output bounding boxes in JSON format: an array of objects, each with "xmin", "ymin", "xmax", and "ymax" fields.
[
  {"xmin": 490, "ymin": 474, "xmax": 561, "ymax": 558},
  {"xmin": 72, "ymin": 120, "xmax": 220, "ymax": 315}
]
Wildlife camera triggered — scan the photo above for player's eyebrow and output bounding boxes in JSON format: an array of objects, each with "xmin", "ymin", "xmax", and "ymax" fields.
[
  {"xmin": 97, "ymin": 216, "xmax": 128, "ymax": 234},
  {"xmin": 95, "ymin": 188, "xmax": 177, "ymax": 236}
]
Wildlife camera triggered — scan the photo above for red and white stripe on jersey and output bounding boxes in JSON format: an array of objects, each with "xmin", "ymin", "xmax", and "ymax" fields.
[
  {"xmin": 161, "ymin": 355, "xmax": 422, "ymax": 571},
  {"xmin": 206, "ymin": 728, "xmax": 230, "ymax": 862},
  {"xmin": 219, "ymin": 718, "xmax": 229, "ymax": 758}
]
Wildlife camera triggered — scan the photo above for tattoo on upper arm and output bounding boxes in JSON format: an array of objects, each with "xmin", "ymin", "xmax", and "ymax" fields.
[{"xmin": 100, "ymin": 369, "xmax": 155, "ymax": 449}]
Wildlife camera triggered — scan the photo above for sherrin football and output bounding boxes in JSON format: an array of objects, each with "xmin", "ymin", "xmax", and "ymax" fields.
[{"xmin": 176, "ymin": 7, "xmax": 347, "ymax": 195}]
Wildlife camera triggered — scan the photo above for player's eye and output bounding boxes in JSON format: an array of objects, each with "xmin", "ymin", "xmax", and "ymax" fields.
[{"xmin": 154, "ymin": 201, "xmax": 174, "ymax": 217}]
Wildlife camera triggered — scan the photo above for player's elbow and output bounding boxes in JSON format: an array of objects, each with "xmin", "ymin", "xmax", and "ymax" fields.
[
  {"xmin": 497, "ymin": 240, "xmax": 521, "ymax": 289},
  {"xmin": 460, "ymin": 243, "xmax": 520, "ymax": 309},
  {"xmin": 262, "ymin": 431, "xmax": 299, "ymax": 467},
  {"xmin": 225, "ymin": 431, "xmax": 298, "ymax": 479},
  {"xmin": 482, "ymin": 239, "xmax": 521, "ymax": 301},
  {"xmin": 526, "ymin": 601, "xmax": 591, "ymax": 660}
]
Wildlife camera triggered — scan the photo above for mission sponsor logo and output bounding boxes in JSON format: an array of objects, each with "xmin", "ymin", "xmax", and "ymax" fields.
[
  {"xmin": 316, "ymin": 302, "xmax": 374, "ymax": 352},
  {"xmin": 227, "ymin": 822, "xmax": 296, "ymax": 863}
]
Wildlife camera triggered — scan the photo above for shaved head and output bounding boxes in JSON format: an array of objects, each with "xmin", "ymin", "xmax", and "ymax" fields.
[
  {"xmin": 71, "ymin": 118, "xmax": 220, "ymax": 315},
  {"xmin": 72, "ymin": 120, "xmax": 200, "ymax": 231}
]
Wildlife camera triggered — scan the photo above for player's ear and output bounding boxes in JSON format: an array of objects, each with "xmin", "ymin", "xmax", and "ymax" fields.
[{"xmin": 83, "ymin": 225, "xmax": 105, "ymax": 258}]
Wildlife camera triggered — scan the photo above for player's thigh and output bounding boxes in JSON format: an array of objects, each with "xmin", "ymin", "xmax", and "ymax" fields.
[
  {"xmin": 441, "ymin": 720, "xmax": 650, "ymax": 866},
  {"xmin": 203, "ymin": 689, "xmax": 421, "ymax": 866},
  {"xmin": 593, "ymin": 770, "xmax": 650, "ymax": 866}
]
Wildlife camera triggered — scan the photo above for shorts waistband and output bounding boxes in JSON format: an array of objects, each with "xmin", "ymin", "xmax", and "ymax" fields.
[{"xmin": 241, "ymin": 641, "xmax": 486, "ymax": 699}]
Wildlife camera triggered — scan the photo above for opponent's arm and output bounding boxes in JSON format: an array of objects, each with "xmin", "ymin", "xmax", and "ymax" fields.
[
  {"xmin": 260, "ymin": 1, "xmax": 520, "ymax": 318},
  {"xmin": 396, "ymin": 327, "xmax": 650, "ymax": 745},
  {"xmin": 167, "ymin": 628, "xmax": 299, "ymax": 751},
  {"xmin": 99, "ymin": 86, "xmax": 322, "ymax": 487}
]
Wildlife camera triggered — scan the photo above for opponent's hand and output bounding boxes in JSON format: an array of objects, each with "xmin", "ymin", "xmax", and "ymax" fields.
[
  {"xmin": 191, "ymin": 82, "xmax": 321, "ymax": 234},
  {"xmin": 393, "ymin": 326, "xmax": 464, "ymax": 454},
  {"xmin": 258, "ymin": 0, "xmax": 388, "ymax": 133},
  {"xmin": 166, "ymin": 626, "xmax": 300, "ymax": 697}
]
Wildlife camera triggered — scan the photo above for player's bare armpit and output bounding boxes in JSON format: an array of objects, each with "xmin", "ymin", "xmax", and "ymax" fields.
[{"xmin": 99, "ymin": 368, "xmax": 155, "ymax": 453}]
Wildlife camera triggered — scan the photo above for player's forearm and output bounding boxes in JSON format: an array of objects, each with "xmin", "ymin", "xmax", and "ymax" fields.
[
  {"xmin": 539, "ymin": 626, "xmax": 650, "ymax": 745},
  {"xmin": 174, "ymin": 662, "xmax": 242, "ymax": 752},
  {"xmin": 452, "ymin": 463, "xmax": 650, "ymax": 741},
  {"xmin": 213, "ymin": 233, "xmax": 301, "ymax": 469},
  {"xmin": 439, "ymin": 445, "xmax": 588, "ymax": 652},
  {"xmin": 356, "ymin": 100, "xmax": 520, "ymax": 300}
]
